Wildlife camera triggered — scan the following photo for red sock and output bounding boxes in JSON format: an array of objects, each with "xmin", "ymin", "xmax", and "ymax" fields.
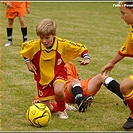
[
  {"xmin": 51, "ymin": 102, "xmax": 59, "ymax": 113},
  {"xmin": 131, "ymin": 113, "xmax": 133, "ymax": 119},
  {"xmin": 123, "ymin": 90, "xmax": 133, "ymax": 119},
  {"xmin": 126, "ymin": 99, "xmax": 133, "ymax": 119},
  {"xmin": 55, "ymin": 96, "xmax": 66, "ymax": 111}
]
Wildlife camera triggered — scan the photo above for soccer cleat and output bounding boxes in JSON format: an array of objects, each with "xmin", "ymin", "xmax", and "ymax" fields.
[
  {"xmin": 78, "ymin": 95, "xmax": 93, "ymax": 112},
  {"xmin": 57, "ymin": 110, "xmax": 68, "ymax": 119},
  {"xmin": 123, "ymin": 116, "xmax": 133, "ymax": 130},
  {"xmin": 4, "ymin": 41, "xmax": 12, "ymax": 46},
  {"xmin": 65, "ymin": 103, "xmax": 77, "ymax": 111}
]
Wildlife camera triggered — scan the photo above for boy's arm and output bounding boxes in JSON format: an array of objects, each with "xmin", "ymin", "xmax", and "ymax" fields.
[
  {"xmin": 25, "ymin": 2, "xmax": 30, "ymax": 8},
  {"xmin": 24, "ymin": 57, "xmax": 37, "ymax": 75},
  {"xmin": 24, "ymin": 57, "xmax": 31, "ymax": 63},
  {"xmin": 25, "ymin": 2, "xmax": 30, "ymax": 14},
  {"xmin": 100, "ymin": 53, "xmax": 124, "ymax": 75},
  {"xmin": 2, "ymin": 1, "xmax": 7, "ymax": 5},
  {"xmin": 3, "ymin": 2, "xmax": 12, "ymax": 7},
  {"xmin": 78, "ymin": 50, "xmax": 91, "ymax": 65},
  {"xmin": 78, "ymin": 58, "xmax": 90, "ymax": 65}
]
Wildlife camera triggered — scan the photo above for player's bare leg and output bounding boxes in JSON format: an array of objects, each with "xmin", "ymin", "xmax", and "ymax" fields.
[
  {"xmin": 19, "ymin": 16, "xmax": 28, "ymax": 42},
  {"xmin": 4, "ymin": 18, "xmax": 14, "ymax": 46},
  {"xmin": 120, "ymin": 77, "xmax": 133, "ymax": 130}
]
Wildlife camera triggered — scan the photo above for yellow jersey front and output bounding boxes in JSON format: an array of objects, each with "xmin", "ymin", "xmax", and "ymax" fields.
[
  {"xmin": 119, "ymin": 25, "xmax": 133, "ymax": 57},
  {"xmin": 20, "ymin": 36, "xmax": 89, "ymax": 88}
]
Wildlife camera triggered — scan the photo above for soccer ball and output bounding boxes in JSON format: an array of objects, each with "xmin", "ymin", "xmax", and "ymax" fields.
[{"xmin": 26, "ymin": 103, "xmax": 51, "ymax": 127}]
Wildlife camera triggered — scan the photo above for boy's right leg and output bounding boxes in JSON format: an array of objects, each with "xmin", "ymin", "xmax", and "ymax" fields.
[
  {"xmin": 78, "ymin": 95, "xmax": 93, "ymax": 112},
  {"xmin": 55, "ymin": 96, "xmax": 68, "ymax": 119},
  {"xmin": 4, "ymin": 28, "xmax": 13, "ymax": 46},
  {"xmin": 104, "ymin": 77, "xmax": 127, "ymax": 106},
  {"xmin": 4, "ymin": 19, "xmax": 14, "ymax": 46},
  {"xmin": 19, "ymin": 16, "xmax": 28, "ymax": 42},
  {"xmin": 87, "ymin": 73, "xmax": 126, "ymax": 106},
  {"xmin": 120, "ymin": 77, "xmax": 133, "ymax": 130},
  {"xmin": 21, "ymin": 27, "xmax": 28, "ymax": 42},
  {"xmin": 54, "ymin": 81, "xmax": 68, "ymax": 119},
  {"xmin": 70, "ymin": 79, "xmax": 93, "ymax": 112}
]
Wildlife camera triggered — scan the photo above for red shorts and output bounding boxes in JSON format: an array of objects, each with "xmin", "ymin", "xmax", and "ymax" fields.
[{"xmin": 37, "ymin": 67, "xmax": 67, "ymax": 102}]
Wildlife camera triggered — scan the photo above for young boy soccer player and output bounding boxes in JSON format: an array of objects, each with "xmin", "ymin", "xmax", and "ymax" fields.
[
  {"xmin": 3, "ymin": 1, "xmax": 30, "ymax": 46},
  {"xmin": 33, "ymin": 61, "xmax": 126, "ymax": 112},
  {"xmin": 101, "ymin": 2, "xmax": 133, "ymax": 130},
  {"xmin": 64, "ymin": 61, "xmax": 126, "ymax": 112},
  {"xmin": 20, "ymin": 18, "xmax": 90, "ymax": 119}
]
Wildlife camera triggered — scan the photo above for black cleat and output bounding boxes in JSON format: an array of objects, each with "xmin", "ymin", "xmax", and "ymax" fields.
[
  {"xmin": 123, "ymin": 116, "xmax": 133, "ymax": 130},
  {"xmin": 78, "ymin": 95, "xmax": 93, "ymax": 112}
]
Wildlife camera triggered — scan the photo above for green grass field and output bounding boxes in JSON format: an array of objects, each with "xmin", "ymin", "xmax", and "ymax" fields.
[{"xmin": 1, "ymin": 1, "xmax": 132, "ymax": 131}]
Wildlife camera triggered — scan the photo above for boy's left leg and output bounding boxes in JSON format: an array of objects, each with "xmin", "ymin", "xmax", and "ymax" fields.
[
  {"xmin": 104, "ymin": 77, "xmax": 127, "ymax": 106},
  {"xmin": 122, "ymin": 95, "xmax": 133, "ymax": 130},
  {"xmin": 88, "ymin": 73, "xmax": 126, "ymax": 106},
  {"xmin": 72, "ymin": 83, "xmax": 93, "ymax": 112},
  {"xmin": 19, "ymin": 16, "xmax": 28, "ymax": 42},
  {"xmin": 54, "ymin": 81, "xmax": 68, "ymax": 119},
  {"xmin": 120, "ymin": 76, "xmax": 133, "ymax": 130},
  {"xmin": 86, "ymin": 74, "xmax": 126, "ymax": 108},
  {"xmin": 21, "ymin": 27, "xmax": 28, "ymax": 42},
  {"xmin": 4, "ymin": 19, "xmax": 14, "ymax": 46}
]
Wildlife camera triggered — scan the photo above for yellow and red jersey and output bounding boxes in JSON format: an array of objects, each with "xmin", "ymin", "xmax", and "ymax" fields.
[
  {"xmin": 118, "ymin": 25, "xmax": 133, "ymax": 57},
  {"xmin": 20, "ymin": 36, "xmax": 89, "ymax": 88}
]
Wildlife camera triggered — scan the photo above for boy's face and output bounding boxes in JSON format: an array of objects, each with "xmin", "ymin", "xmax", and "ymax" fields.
[
  {"xmin": 40, "ymin": 34, "xmax": 55, "ymax": 48},
  {"xmin": 120, "ymin": 6, "xmax": 133, "ymax": 25}
]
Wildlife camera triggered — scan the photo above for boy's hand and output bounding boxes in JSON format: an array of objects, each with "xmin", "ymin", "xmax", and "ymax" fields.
[
  {"xmin": 26, "ymin": 62, "xmax": 37, "ymax": 75},
  {"xmin": 78, "ymin": 58, "xmax": 90, "ymax": 65},
  {"xmin": 6, "ymin": 2, "xmax": 12, "ymax": 8},
  {"xmin": 26, "ymin": 8, "xmax": 30, "ymax": 14},
  {"xmin": 100, "ymin": 62, "xmax": 114, "ymax": 75}
]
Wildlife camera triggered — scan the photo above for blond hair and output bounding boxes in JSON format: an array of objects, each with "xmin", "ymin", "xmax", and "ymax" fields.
[{"xmin": 36, "ymin": 18, "xmax": 57, "ymax": 36}]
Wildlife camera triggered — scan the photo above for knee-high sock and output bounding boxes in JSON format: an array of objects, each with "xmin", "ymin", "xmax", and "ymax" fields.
[
  {"xmin": 55, "ymin": 96, "xmax": 66, "ymax": 111},
  {"xmin": 51, "ymin": 102, "xmax": 59, "ymax": 113},
  {"xmin": 21, "ymin": 27, "xmax": 27, "ymax": 42},
  {"xmin": 7, "ymin": 28, "xmax": 12, "ymax": 42},
  {"xmin": 104, "ymin": 77, "xmax": 124, "ymax": 100},
  {"xmin": 123, "ymin": 89, "xmax": 133, "ymax": 118},
  {"xmin": 72, "ymin": 84, "xmax": 84, "ymax": 106}
]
